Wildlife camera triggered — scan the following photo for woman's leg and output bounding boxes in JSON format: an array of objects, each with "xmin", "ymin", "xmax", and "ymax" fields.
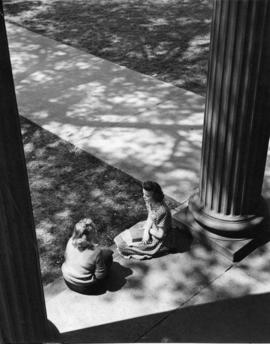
[
  {"xmin": 101, "ymin": 248, "xmax": 113, "ymax": 269},
  {"xmin": 64, "ymin": 279, "xmax": 104, "ymax": 295},
  {"xmin": 64, "ymin": 279, "xmax": 89, "ymax": 294},
  {"xmin": 114, "ymin": 221, "xmax": 146, "ymax": 248}
]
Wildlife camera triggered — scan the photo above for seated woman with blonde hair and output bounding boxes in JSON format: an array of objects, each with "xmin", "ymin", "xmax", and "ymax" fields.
[
  {"xmin": 62, "ymin": 218, "xmax": 113, "ymax": 294},
  {"xmin": 114, "ymin": 181, "xmax": 172, "ymax": 260}
]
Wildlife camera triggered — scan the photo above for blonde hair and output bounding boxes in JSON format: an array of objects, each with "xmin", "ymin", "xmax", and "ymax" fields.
[{"xmin": 71, "ymin": 218, "xmax": 97, "ymax": 251}]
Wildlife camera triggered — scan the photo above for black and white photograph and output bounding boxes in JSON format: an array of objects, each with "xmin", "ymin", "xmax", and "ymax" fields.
[{"xmin": 0, "ymin": 0, "xmax": 270, "ymax": 343}]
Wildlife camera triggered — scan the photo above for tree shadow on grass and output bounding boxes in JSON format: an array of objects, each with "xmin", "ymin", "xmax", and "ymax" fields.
[
  {"xmin": 3, "ymin": 0, "xmax": 212, "ymax": 95},
  {"xmin": 19, "ymin": 116, "xmax": 157, "ymax": 285},
  {"xmin": 7, "ymin": 19, "xmax": 205, "ymax": 203},
  {"xmin": 20, "ymin": 116, "xmax": 180, "ymax": 286}
]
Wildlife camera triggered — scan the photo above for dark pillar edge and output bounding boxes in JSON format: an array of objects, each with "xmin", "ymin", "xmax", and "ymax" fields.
[{"xmin": 0, "ymin": 3, "xmax": 59, "ymax": 342}]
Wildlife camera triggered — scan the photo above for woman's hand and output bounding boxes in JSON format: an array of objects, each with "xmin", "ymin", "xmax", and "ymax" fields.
[
  {"xmin": 150, "ymin": 225, "xmax": 165, "ymax": 239},
  {"xmin": 142, "ymin": 230, "xmax": 151, "ymax": 244}
]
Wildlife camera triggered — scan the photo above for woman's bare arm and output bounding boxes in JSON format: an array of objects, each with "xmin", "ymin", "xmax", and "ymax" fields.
[
  {"xmin": 150, "ymin": 223, "xmax": 165, "ymax": 239},
  {"xmin": 142, "ymin": 214, "xmax": 153, "ymax": 243}
]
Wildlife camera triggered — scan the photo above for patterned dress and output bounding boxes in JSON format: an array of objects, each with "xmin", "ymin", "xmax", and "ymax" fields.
[{"xmin": 114, "ymin": 201, "xmax": 172, "ymax": 259}]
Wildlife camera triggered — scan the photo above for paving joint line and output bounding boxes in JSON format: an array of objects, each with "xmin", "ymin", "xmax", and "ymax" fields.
[
  {"xmin": 177, "ymin": 264, "xmax": 234, "ymax": 308},
  {"xmin": 132, "ymin": 264, "xmax": 234, "ymax": 343}
]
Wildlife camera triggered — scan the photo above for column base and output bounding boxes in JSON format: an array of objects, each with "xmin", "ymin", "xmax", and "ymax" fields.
[
  {"xmin": 173, "ymin": 203, "xmax": 270, "ymax": 262},
  {"xmin": 188, "ymin": 193, "xmax": 267, "ymax": 238}
]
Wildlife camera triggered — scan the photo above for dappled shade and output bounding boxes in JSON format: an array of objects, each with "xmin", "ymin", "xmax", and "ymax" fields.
[
  {"xmin": 60, "ymin": 293, "xmax": 270, "ymax": 342},
  {"xmin": 3, "ymin": 0, "xmax": 212, "ymax": 95},
  {"xmin": 21, "ymin": 116, "xmax": 178, "ymax": 285},
  {"xmin": 7, "ymin": 21, "xmax": 205, "ymax": 202},
  {"xmin": 4, "ymin": 1, "xmax": 270, "ymax": 337},
  {"xmin": 45, "ymin": 221, "xmax": 270, "ymax": 333}
]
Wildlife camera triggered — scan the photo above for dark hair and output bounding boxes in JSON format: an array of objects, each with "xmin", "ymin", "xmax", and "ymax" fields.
[
  {"xmin": 71, "ymin": 218, "xmax": 97, "ymax": 251},
  {"xmin": 142, "ymin": 181, "xmax": 164, "ymax": 203}
]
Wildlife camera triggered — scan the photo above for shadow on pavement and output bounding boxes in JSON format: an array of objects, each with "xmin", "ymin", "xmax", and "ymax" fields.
[
  {"xmin": 106, "ymin": 262, "xmax": 133, "ymax": 292},
  {"xmin": 232, "ymin": 197, "xmax": 270, "ymax": 262},
  {"xmin": 61, "ymin": 292, "xmax": 270, "ymax": 343},
  {"xmin": 44, "ymin": 261, "xmax": 132, "ymax": 297},
  {"xmin": 69, "ymin": 262, "xmax": 133, "ymax": 296},
  {"xmin": 155, "ymin": 225, "xmax": 193, "ymax": 259},
  {"xmin": 170, "ymin": 224, "xmax": 194, "ymax": 253}
]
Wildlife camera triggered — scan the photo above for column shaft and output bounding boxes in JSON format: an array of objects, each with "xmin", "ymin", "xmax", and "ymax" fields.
[
  {"xmin": 0, "ymin": 3, "xmax": 50, "ymax": 342},
  {"xmin": 189, "ymin": 0, "xmax": 270, "ymax": 236}
]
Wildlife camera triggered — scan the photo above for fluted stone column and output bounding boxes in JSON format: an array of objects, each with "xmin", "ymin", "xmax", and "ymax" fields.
[
  {"xmin": 0, "ymin": 3, "xmax": 54, "ymax": 342},
  {"xmin": 189, "ymin": 0, "xmax": 270, "ymax": 237}
]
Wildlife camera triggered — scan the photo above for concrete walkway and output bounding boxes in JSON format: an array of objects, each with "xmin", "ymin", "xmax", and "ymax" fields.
[
  {"xmin": 6, "ymin": 22, "xmax": 204, "ymax": 202},
  {"xmin": 6, "ymin": 22, "xmax": 270, "ymax": 343}
]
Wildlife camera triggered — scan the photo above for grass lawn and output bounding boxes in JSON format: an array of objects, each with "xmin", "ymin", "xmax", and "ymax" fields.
[
  {"xmin": 3, "ymin": 0, "xmax": 212, "ymax": 95},
  {"xmin": 3, "ymin": 0, "xmax": 211, "ymax": 285}
]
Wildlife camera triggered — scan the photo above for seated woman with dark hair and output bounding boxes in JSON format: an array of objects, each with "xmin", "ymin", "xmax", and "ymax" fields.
[
  {"xmin": 114, "ymin": 181, "xmax": 172, "ymax": 260},
  {"xmin": 62, "ymin": 218, "xmax": 113, "ymax": 294}
]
